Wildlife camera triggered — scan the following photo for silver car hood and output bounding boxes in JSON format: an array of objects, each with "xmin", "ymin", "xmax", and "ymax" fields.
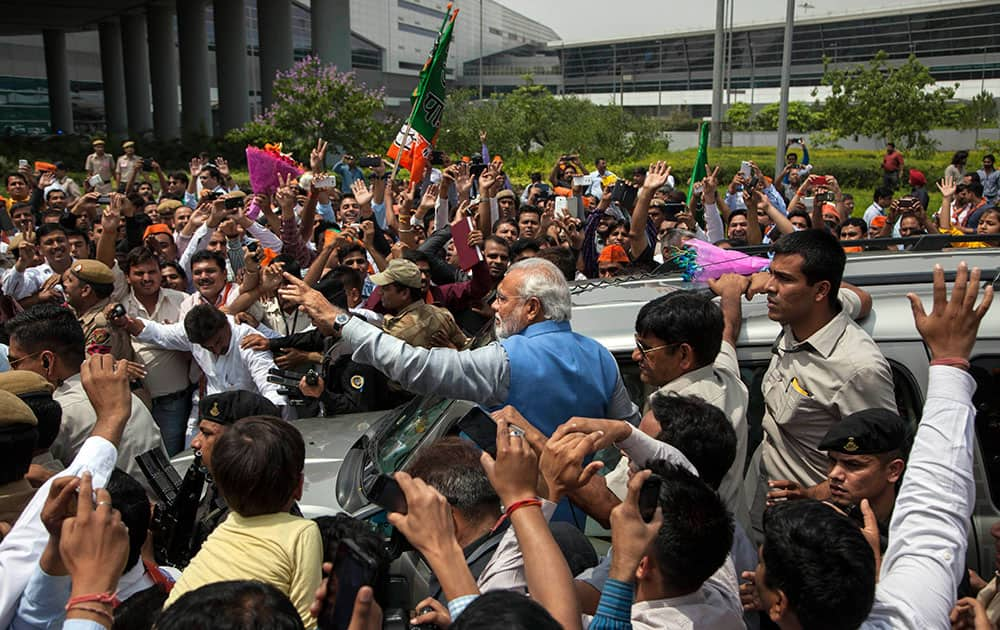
[{"xmin": 170, "ymin": 410, "xmax": 386, "ymax": 519}]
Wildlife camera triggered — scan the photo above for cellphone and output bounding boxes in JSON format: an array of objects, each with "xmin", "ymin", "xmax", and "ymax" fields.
[
  {"xmin": 638, "ymin": 473, "xmax": 662, "ymax": 523},
  {"xmin": 319, "ymin": 539, "xmax": 378, "ymax": 630},
  {"xmin": 554, "ymin": 196, "xmax": 568, "ymax": 220},
  {"xmin": 142, "ymin": 158, "xmax": 153, "ymax": 171},
  {"xmin": 456, "ymin": 407, "xmax": 499, "ymax": 458},
  {"xmin": 815, "ymin": 191, "xmax": 835, "ymax": 203},
  {"xmin": 97, "ymin": 195, "xmax": 111, "ymax": 205},
  {"xmin": 109, "ymin": 303, "xmax": 126, "ymax": 319},
  {"xmin": 609, "ymin": 181, "xmax": 638, "ymax": 209},
  {"xmin": 740, "ymin": 161, "xmax": 752, "ymax": 179},
  {"xmin": 88, "ymin": 174, "xmax": 103, "ymax": 187},
  {"xmin": 370, "ymin": 474, "xmax": 407, "ymax": 515},
  {"xmin": 572, "ymin": 175, "xmax": 593, "ymax": 187},
  {"xmin": 312, "ymin": 175, "xmax": 337, "ymax": 190},
  {"xmin": 204, "ymin": 190, "xmax": 223, "ymax": 201},
  {"xmin": 430, "ymin": 150, "xmax": 445, "ymax": 166},
  {"xmin": 358, "ymin": 156, "xmax": 382, "ymax": 168},
  {"xmin": 224, "ymin": 195, "xmax": 244, "ymax": 209},
  {"xmin": 18, "ymin": 159, "xmax": 28, "ymax": 168},
  {"xmin": 692, "ymin": 182, "xmax": 704, "ymax": 195},
  {"xmin": 469, "ymin": 163, "xmax": 488, "ymax": 178},
  {"xmin": 811, "ymin": 175, "xmax": 828, "ymax": 186},
  {"xmin": 746, "ymin": 176, "xmax": 759, "ymax": 191}
]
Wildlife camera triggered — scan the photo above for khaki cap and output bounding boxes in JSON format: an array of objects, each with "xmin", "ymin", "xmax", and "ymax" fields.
[
  {"xmin": 0, "ymin": 391, "xmax": 37, "ymax": 426},
  {"xmin": 71, "ymin": 259, "xmax": 114, "ymax": 285},
  {"xmin": 0, "ymin": 371, "xmax": 53, "ymax": 397},
  {"xmin": 370, "ymin": 259, "xmax": 422, "ymax": 289},
  {"xmin": 158, "ymin": 199, "xmax": 183, "ymax": 213},
  {"xmin": 122, "ymin": 140, "xmax": 135, "ymax": 149}
]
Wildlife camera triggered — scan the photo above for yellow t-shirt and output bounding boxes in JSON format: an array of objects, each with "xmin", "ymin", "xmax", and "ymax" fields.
[
  {"xmin": 939, "ymin": 226, "xmax": 989, "ymax": 248},
  {"xmin": 164, "ymin": 511, "xmax": 323, "ymax": 628}
]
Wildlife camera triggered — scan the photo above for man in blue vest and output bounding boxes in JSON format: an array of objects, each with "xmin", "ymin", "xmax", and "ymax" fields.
[{"xmin": 278, "ymin": 258, "xmax": 639, "ymax": 436}]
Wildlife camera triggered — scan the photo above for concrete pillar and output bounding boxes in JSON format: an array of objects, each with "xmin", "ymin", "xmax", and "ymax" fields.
[
  {"xmin": 214, "ymin": 0, "xmax": 249, "ymax": 132},
  {"xmin": 257, "ymin": 0, "xmax": 293, "ymax": 109},
  {"xmin": 121, "ymin": 13, "xmax": 154, "ymax": 136},
  {"xmin": 312, "ymin": 0, "xmax": 351, "ymax": 71},
  {"xmin": 98, "ymin": 21, "xmax": 128, "ymax": 138},
  {"xmin": 42, "ymin": 30, "xmax": 74, "ymax": 134},
  {"xmin": 147, "ymin": 3, "xmax": 181, "ymax": 140},
  {"xmin": 176, "ymin": 0, "xmax": 212, "ymax": 136}
]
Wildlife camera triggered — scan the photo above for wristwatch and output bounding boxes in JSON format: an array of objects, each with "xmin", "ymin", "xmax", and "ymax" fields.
[{"xmin": 332, "ymin": 312, "xmax": 352, "ymax": 333}]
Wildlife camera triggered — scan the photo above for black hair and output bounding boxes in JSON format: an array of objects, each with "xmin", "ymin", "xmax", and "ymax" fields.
[
  {"xmin": 966, "ymin": 172, "xmax": 982, "ymax": 184},
  {"xmin": 190, "ymin": 249, "xmax": 227, "ymax": 273},
  {"xmin": 45, "ymin": 188, "xmax": 66, "ymax": 201},
  {"xmin": 951, "ymin": 150, "xmax": 969, "ymax": 166},
  {"xmin": 727, "ymin": 209, "xmax": 748, "ymax": 225},
  {"xmin": 35, "ymin": 223, "xmax": 67, "ymax": 243},
  {"xmin": 517, "ymin": 206, "xmax": 542, "ymax": 220},
  {"xmin": 153, "ymin": 580, "xmax": 304, "ymax": 630},
  {"xmin": 107, "ymin": 468, "xmax": 151, "ymax": 572},
  {"xmin": 327, "ymin": 265, "xmax": 362, "ymax": 295},
  {"xmin": 405, "ymin": 437, "xmax": 501, "ymax": 523},
  {"xmin": 114, "ymin": 583, "xmax": 169, "ymax": 630},
  {"xmin": 271, "ymin": 253, "xmax": 301, "ymax": 280},
  {"xmin": 770, "ymin": 229, "xmax": 846, "ymax": 308},
  {"xmin": 635, "ymin": 291, "xmax": 723, "ymax": 368},
  {"xmin": 6, "ymin": 173, "xmax": 27, "ymax": 187},
  {"xmin": 211, "ymin": 416, "xmax": 304, "ymax": 517},
  {"xmin": 483, "ymin": 235, "xmax": 511, "ymax": 255},
  {"xmin": 125, "ymin": 246, "xmax": 162, "ymax": 273},
  {"xmin": 491, "ymin": 218, "xmax": 519, "ymax": 238},
  {"xmin": 170, "ymin": 171, "xmax": 190, "ymax": 185},
  {"xmin": 509, "ymin": 238, "xmax": 542, "ymax": 260},
  {"xmin": 762, "ymin": 500, "xmax": 875, "ymax": 629},
  {"xmin": 9, "ymin": 202, "xmax": 33, "ymax": 217},
  {"xmin": 199, "ymin": 163, "xmax": 222, "ymax": 181},
  {"xmin": 337, "ymin": 242, "xmax": 367, "ymax": 261},
  {"xmin": 787, "ymin": 209, "xmax": 813, "ymax": 228},
  {"xmin": 985, "ymin": 153, "xmax": 996, "ymax": 162},
  {"xmin": 401, "ymin": 249, "xmax": 431, "ymax": 266},
  {"xmin": 312, "ymin": 513, "xmax": 392, "ymax": 606},
  {"xmin": 969, "ymin": 182, "xmax": 985, "ymax": 198},
  {"xmin": 0, "ymin": 424, "xmax": 37, "ymax": 484},
  {"xmin": 645, "ymin": 461, "xmax": 733, "ymax": 594},
  {"xmin": 161, "ymin": 261, "xmax": 188, "ymax": 285},
  {"xmin": 19, "ymin": 391, "xmax": 61, "ymax": 452},
  {"xmin": 838, "ymin": 217, "xmax": 868, "ymax": 235},
  {"xmin": 452, "ymin": 590, "xmax": 561, "ymax": 630},
  {"xmin": 536, "ymin": 246, "xmax": 576, "ymax": 281},
  {"xmin": 649, "ymin": 394, "xmax": 736, "ymax": 491},
  {"xmin": 6, "ymin": 304, "xmax": 85, "ymax": 368},
  {"xmin": 873, "ymin": 186, "xmax": 893, "ymax": 202},
  {"xmin": 184, "ymin": 304, "xmax": 228, "ymax": 345}
]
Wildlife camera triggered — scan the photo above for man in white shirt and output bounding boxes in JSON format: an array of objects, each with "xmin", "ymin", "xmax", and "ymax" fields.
[
  {"xmin": 115, "ymin": 303, "xmax": 287, "ymax": 413},
  {"xmin": 753, "ymin": 263, "xmax": 991, "ymax": 629},
  {"xmin": 0, "ymin": 353, "xmax": 132, "ymax": 627},
  {"xmin": 588, "ymin": 158, "xmax": 617, "ymax": 201},
  {"xmin": 1, "ymin": 224, "xmax": 74, "ymax": 304},
  {"xmin": 862, "ymin": 186, "xmax": 893, "ymax": 229}
]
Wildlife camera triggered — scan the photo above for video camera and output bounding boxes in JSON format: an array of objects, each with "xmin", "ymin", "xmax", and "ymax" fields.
[{"xmin": 267, "ymin": 367, "xmax": 319, "ymax": 406}]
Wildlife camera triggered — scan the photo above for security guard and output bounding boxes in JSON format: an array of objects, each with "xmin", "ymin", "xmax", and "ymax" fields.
[
  {"xmin": 189, "ymin": 390, "xmax": 282, "ymax": 554},
  {"xmin": 816, "ymin": 409, "xmax": 909, "ymax": 526},
  {"xmin": 0, "ymin": 370, "xmax": 60, "ymax": 484},
  {"xmin": 372, "ymin": 258, "xmax": 468, "ymax": 350},
  {"xmin": 0, "ymin": 391, "xmax": 39, "ymax": 528},
  {"xmin": 61, "ymin": 259, "xmax": 132, "ymax": 360}
]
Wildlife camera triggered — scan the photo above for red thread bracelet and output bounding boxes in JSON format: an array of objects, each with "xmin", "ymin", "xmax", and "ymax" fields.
[
  {"xmin": 67, "ymin": 603, "xmax": 114, "ymax": 625},
  {"xmin": 66, "ymin": 592, "xmax": 120, "ymax": 610},
  {"xmin": 491, "ymin": 498, "xmax": 543, "ymax": 533},
  {"xmin": 930, "ymin": 357, "xmax": 971, "ymax": 371}
]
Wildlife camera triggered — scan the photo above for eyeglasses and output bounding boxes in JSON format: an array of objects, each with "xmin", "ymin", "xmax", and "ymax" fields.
[
  {"xmin": 494, "ymin": 291, "xmax": 526, "ymax": 305},
  {"xmin": 634, "ymin": 335, "xmax": 680, "ymax": 361},
  {"xmin": 8, "ymin": 350, "xmax": 44, "ymax": 369}
]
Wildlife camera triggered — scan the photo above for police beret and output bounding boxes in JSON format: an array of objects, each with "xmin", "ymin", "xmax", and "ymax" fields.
[
  {"xmin": 157, "ymin": 199, "xmax": 183, "ymax": 213},
  {"xmin": 0, "ymin": 371, "xmax": 53, "ymax": 397},
  {"xmin": 0, "ymin": 390, "xmax": 37, "ymax": 426},
  {"xmin": 818, "ymin": 409, "xmax": 908, "ymax": 455},
  {"xmin": 199, "ymin": 391, "xmax": 280, "ymax": 426},
  {"xmin": 71, "ymin": 259, "xmax": 114, "ymax": 285},
  {"xmin": 496, "ymin": 189, "xmax": 516, "ymax": 201}
]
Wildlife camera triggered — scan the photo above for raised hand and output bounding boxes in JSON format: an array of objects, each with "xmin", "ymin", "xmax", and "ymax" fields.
[
  {"xmin": 538, "ymin": 430, "xmax": 605, "ymax": 503},
  {"xmin": 642, "ymin": 161, "xmax": 672, "ymax": 191},
  {"xmin": 419, "ymin": 183, "xmax": 439, "ymax": 213},
  {"xmin": 907, "ymin": 263, "xmax": 993, "ymax": 362},
  {"xmin": 80, "ymin": 354, "xmax": 132, "ymax": 428},
  {"xmin": 215, "ymin": 157, "xmax": 230, "ymax": 179},
  {"xmin": 608, "ymin": 469, "xmax": 664, "ymax": 582},
  {"xmin": 937, "ymin": 176, "xmax": 956, "ymax": 198},
  {"xmin": 278, "ymin": 272, "xmax": 343, "ymax": 334},
  {"xmin": 352, "ymin": 178, "xmax": 373, "ymax": 207},
  {"xmin": 59, "ymin": 472, "xmax": 129, "ymax": 597},
  {"xmin": 310, "ymin": 139, "xmax": 328, "ymax": 173},
  {"xmin": 189, "ymin": 156, "xmax": 203, "ymax": 177},
  {"xmin": 480, "ymin": 418, "xmax": 540, "ymax": 505}
]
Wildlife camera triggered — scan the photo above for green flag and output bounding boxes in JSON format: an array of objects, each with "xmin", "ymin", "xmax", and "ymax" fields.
[
  {"xmin": 387, "ymin": 8, "xmax": 458, "ymax": 182},
  {"xmin": 686, "ymin": 121, "xmax": 710, "ymax": 205}
]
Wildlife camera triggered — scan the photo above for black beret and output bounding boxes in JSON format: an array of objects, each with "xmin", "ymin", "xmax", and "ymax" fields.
[
  {"xmin": 199, "ymin": 390, "xmax": 280, "ymax": 426},
  {"xmin": 819, "ymin": 409, "xmax": 908, "ymax": 455}
]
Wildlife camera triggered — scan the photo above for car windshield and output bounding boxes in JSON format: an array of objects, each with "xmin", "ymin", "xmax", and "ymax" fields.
[{"xmin": 369, "ymin": 321, "xmax": 497, "ymax": 473}]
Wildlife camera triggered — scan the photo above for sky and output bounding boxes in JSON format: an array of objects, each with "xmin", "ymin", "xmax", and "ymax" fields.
[{"xmin": 495, "ymin": 0, "xmax": 947, "ymax": 44}]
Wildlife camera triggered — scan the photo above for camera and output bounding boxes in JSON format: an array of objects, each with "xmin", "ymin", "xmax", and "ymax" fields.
[
  {"xmin": 97, "ymin": 195, "xmax": 112, "ymax": 205},
  {"xmin": 109, "ymin": 303, "xmax": 126, "ymax": 320},
  {"xmin": 306, "ymin": 368, "xmax": 319, "ymax": 386},
  {"xmin": 142, "ymin": 158, "xmax": 154, "ymax": 171},
  {"xmin": 358, "ymin": 155, "xmax": 382, "ymax": 168},
  {"xmin": 224, "ymin": 195, "xmax": 245, "ymax": 210}
]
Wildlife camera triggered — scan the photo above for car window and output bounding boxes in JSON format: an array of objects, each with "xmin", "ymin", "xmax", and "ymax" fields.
[
  {"xmin": 971, "ymin": 356, "xmax": 1000, "ymax": 507},
  {"xmin": 372, "ymin": 396, "xmax": 451, "ymax": 474}
]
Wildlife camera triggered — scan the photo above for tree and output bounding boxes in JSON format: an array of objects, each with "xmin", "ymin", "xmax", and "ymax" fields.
[
  {"xmin": 751, "ymin": 101, "xmax": 821, "ymax": 132},
  {"xmin": 227, "ymin": 56, "xmax": 391, "ymax": 161},
  {"xmin": 816, "ymin": 51, "xmax": 955, "ymax": 157},
  {"xmin": 725, "ymin": 103, "xmax": 754, "ymax": 131},
  {"xmin": 956, "ymin": 91, "xmax": 998, "ymax": 131}
]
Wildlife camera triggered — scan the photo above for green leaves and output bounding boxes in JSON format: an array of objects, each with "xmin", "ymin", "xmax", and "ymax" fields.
[{"xmin": 819, "ymin": 51, "xmax": 955, "ymax": 158}]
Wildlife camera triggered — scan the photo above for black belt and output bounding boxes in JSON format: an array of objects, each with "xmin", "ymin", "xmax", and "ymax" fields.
[{"xmin": 152, "ymin": 386, "xmax": 192, "ymax": 402}]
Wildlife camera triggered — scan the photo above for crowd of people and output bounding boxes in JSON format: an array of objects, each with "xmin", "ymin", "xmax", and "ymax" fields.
[{"xmin": 0, "ymin": 132, "xmax": 996, "ymax": 630}]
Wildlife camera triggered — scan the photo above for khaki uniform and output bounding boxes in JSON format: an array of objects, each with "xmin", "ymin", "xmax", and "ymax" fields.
[
  {"xmin": 0, "ymin": 479, "xmax": 34, "ymax": 526},
  {"xmin": 383, "ymin": 301, "xmax": 468, "ymax": 349},
  {"xmin": 80, "ymin": 297, "xmax": 135, "ymax": 360}
]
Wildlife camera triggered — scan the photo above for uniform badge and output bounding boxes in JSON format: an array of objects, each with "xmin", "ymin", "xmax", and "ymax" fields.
[
  {"xmin": 350, "ymin": 375, "xmax": 365, "ymax": 391},
  {"xmin": 209, "ymin": 402, "xmax": 221, "ymax": 417},
  {"xmin": 74, "ymin": 263, "xmax": 83, "ymax": 273},
  {"xmin": 843, "ymin": 437, "xmax": 859, "ymax": 452}
]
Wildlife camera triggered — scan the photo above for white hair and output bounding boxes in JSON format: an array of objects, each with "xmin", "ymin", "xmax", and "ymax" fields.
[{"xmin": 509, "ymin": 258, "xmax": 572, "ymax": 322}]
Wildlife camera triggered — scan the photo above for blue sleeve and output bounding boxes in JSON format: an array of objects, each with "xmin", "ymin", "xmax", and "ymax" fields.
[
  {"xmin": 11, "ymin": 565, "xmax": 71, "ymax": 630},
  {"xmin": 481, "ymin": 144, "xmax": 490, "ymax": 163},
  {"xmin": 372, "ymin": 201, "xmax": 387, "ymax": 230},
  {"xmin": 589, "ymin": 578, "xmax": 634, "ymax": 630},
  {"xmin": 62, "ymin": 622, "xmax": 107, "ymax": 630},
  {"xmin": 332, "ymin": 161, "xmax": 347, "ymax": 177},
  {"xmin": 316, "ymin": 202, "xmax": 336, "ymax": 224},
  {"xmin": 764, "ymin": 185, "xmax": 787, "ymax": 215},
  {"xmin": 448, "ymin": 594, "xmax": 479, "ymax": 621},
  {"xmin": 801, "ymin": 144, "xmax": 810, "ymax": 166}
]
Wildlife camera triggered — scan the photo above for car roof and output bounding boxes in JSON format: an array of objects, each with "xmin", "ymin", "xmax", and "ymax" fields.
[{"xmin": 571, "ymin": 248, "xmax": 1000, "ymax": 355}]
